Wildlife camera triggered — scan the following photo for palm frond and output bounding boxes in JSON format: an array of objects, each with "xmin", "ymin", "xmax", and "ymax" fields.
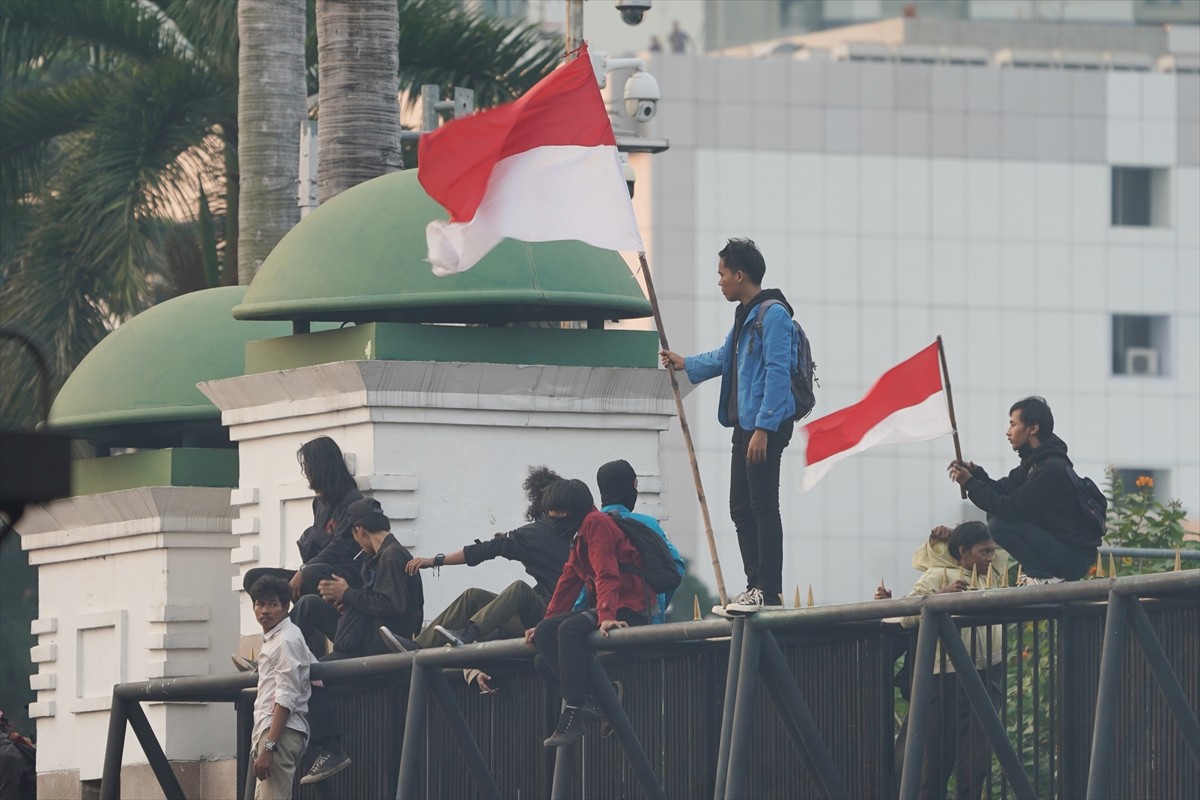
[{"xmin": 0, "ymin": 0, "xmax": 176, "ymax": 69}]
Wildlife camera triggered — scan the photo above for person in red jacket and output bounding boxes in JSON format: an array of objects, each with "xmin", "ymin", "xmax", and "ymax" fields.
[{"xmin": 524, "ymin": 478, "xmax": 649, "ymax": 747}]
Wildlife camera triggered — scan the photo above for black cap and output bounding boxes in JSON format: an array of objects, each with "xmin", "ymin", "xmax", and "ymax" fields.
[{"xmin": 346, "ymin": 498, "xmax": 390, "ymax": 531}]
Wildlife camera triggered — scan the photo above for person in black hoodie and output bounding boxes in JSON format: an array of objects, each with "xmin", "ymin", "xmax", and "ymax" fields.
[
  {"xmin": 661, "ymin": 238, "xmax": 800, "ymax": 614},
  {"xmin": 241, "ymin": 436, "xmax": 364, "ymax": 603},
  {"xmin": 380, "ymin": 465, "xmax": 578, "ymax": 657},
  {"xmin": 949, "ymin": 396, "xmax": 1100, "ymax": 583}
]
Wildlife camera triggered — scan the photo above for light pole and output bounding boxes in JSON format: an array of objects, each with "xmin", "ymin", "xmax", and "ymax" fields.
[{"xmin": 566, "ymin": 0, "xmax": 584, "ymax": 59}]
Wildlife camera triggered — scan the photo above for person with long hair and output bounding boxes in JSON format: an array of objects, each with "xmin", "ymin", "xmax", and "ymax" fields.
[{"xmin": 239, "ymin": 437, "xmax": 364, "ymax": 645}]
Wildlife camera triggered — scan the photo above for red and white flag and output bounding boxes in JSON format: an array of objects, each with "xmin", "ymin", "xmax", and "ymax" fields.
[
  {"xmin": 801, "ymin": 342, "xmax": 952, "ymax": 491},
  {"xmin": 418, "ymin": 44, "xmax": 644, "ymax": 276}
]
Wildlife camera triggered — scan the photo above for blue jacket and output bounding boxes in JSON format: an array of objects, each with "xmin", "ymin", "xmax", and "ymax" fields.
[
  {"xmin": 684, "ymin": 291, "xmax": 798, "ymax": 432},
  {"xmin": 601, "ymin": 504, "xmax": 685, "ymax": 623}
]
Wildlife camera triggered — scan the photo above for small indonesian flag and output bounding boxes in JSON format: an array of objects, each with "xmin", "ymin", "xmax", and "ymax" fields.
[
  {"xmin": 418, "ymin": 44, "xmax": 644, "ymax": 276},
  {"xmin": 801, "ymin": 342, "xmax": 952, "ymax": 491}
]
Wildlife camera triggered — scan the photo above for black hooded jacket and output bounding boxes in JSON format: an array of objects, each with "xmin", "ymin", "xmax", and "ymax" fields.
[
  {"xmin": 964, "ymin": 433, "xmax": 1099, "ymax": 550},
  {"xmin": 296, "ymin": 486, "xmax": 364, "ymax": 584},
  {"xmin": 461, "ymin": 516, "xmax": 578, "ymax": 601}
]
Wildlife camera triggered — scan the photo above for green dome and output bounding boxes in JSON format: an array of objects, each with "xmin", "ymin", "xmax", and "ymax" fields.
[
  {"xmin": 50, "ymin": 286, "xmax": 292, "ymax": 449},
  {"xmin": 233, "ymin": 170, "xmax": 652, "ymax": 324}
]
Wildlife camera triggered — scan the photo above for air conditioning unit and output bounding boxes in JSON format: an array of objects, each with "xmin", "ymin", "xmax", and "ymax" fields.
[{"xmin": 1125, "ymin": 347, "xmax": 1159, "ymax": 376}]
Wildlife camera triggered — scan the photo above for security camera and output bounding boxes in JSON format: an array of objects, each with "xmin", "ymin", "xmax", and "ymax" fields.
[
  {"xmin": 623, "ymin": 68, "xmax": 660, "ymax": 121},
  {"xmin": 615, "ymin": 0, "xmax": 651, "ymax": 26}
]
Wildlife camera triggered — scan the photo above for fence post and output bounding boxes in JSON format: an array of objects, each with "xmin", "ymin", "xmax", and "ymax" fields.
[
  {"xmin": 396, "ymin": 662, "xmax": 431, "ymax": 800},
  {"xmin": 723, "ymin": 622, "xmax": 762, "ymax": 800},
  {"xmin": 98, "ymin": 693, "xmax": 128, "ymax": 800},
  {"xmin": 897, "ymin": 609, "xmax": 941, "ymax": 800},
  {"xmin": 549, "ymin": 717, "xmax": 575, "ymax": 800},
  {"xmin": 1086, "ymin": 592, "xmax": 1130, "ymax": 800},
  {"xmin": 712, "ymin": 617, "xmax": 745, "ymax": 800}
]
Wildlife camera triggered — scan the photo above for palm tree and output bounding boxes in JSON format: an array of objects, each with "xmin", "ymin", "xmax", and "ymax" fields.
[
  {"xmin": 0, "ymin": 0, "xmax": 563, "ymax": 430},
  {"xmin": 315, "ymin": 0, "xmax": 401, "ymax": 204},
  {"xmin": 238, "ymin": 0, "xmax": 307, "ymax": 281}
]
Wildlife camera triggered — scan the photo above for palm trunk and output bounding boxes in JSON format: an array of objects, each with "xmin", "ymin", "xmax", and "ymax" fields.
[
  {"xmin": 237, "ymin": 0, "xmax": 307, "ymax": 284},
  {"xmin": 316, "ymin": 0, "xmax": 401, "ymax": 205}
]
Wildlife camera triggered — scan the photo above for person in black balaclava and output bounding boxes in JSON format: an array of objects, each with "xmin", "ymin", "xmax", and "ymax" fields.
[
  {"xmin": 949, "ymin": 396, "xmax": 1101, "ymax": 584},
  {"xmin": 379, "ymin": 466, "xmax": 583, "ymax": 691}
]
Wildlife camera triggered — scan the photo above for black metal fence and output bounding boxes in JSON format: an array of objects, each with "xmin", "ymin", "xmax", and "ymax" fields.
[{"xmin": 100, "ymin": 571, "xmax": 1199, "ymax": 800}]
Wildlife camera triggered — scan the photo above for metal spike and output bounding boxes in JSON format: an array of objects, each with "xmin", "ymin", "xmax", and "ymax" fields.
[
  {"xmin": 1094, "ymin": 551, "xmax": 1105, "ymax": 578},
  {"xmin": 1108, "ymin": 552, "xmax": 1117, "ymax": 578},
  {"xmin": 985, "ymin": 568, "xmax": 993, "ymax": 589},
  {"xmin": 794, "ymin": 586, "xmax": 802, "ymax": 608},
  {"xmin": 807, "ymin": 584, "xmax": 815, "ymax": 607},
  {"xmin": 692, "ymin": 594, "xmax": 701, "ymax": 621},
  {"xmin": 971, "ymin": 564, "xmax": 979, "ymax": 589}
]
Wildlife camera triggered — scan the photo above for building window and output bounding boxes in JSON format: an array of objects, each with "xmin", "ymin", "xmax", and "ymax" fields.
[
  {"xmin": 1111, "ymin": 167, "xmax": 1170, "ymax": 227},
  {"xmin": 1112, "ymin": 314, "xmax": 1170, "ymax": 377}
]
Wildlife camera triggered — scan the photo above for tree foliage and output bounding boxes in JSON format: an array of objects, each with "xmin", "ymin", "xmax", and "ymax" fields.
[{"xmin": 0, "ymin": 0, "xmax": 563, "ymax": 430}]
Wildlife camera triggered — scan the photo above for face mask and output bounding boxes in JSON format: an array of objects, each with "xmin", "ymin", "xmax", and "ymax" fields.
[{"xmin": 548, "ymin": 512, "xmax": 585, "ymax": 537}]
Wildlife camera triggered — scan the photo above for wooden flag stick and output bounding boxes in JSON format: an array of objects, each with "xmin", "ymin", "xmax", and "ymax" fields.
[
  {"xmin": 639, "ymin": 252, "xmax": 729, "ymax": 605},
  {"xmin": 936, "ymin": 335, "xmax": 968, "ymax": 500}
]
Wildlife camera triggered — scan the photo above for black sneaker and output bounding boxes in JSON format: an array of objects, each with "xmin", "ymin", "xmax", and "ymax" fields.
[
  {"xmin": 299, "ymin": 749, "xmax": 351, "ymax": 784},
  {"xmin": 379, "ymin": 626, "xmax": 418, "ymax": 653},
  {"xmin": 543, "ymin": 705, "xmax": 594, "ymax": 747},
  {"xmin": 434, "ymin": 621, "xmax": 480, "ymax": 647}
]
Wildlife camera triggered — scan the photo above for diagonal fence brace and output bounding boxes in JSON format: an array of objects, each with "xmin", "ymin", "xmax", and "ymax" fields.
[
  {"xmin": 1124, "ymin": 598, "xmax": 1200, "ymax": 765},
  {"xmin": 758, "ymin": 631, "xmax": 850, "ymax": 799},
  {"xmin": 934, "ymin": 613, "xmax": 1036, "ymax": 799},
  {"xmin": 426, "ymin": 667, "xmax": 503, "ymax": 799},
  {"xmin": 585, "ymin": 656, "xmax": 667, "ymax": 800}
]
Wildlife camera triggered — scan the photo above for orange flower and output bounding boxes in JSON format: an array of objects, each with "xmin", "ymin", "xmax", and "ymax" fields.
[{"xmin": 1135, "ymin": 475, "xmax": 1154, "ymax": 489}]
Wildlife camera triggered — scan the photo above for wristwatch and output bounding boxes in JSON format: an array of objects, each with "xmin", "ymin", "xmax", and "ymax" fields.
[{"xmin": 263, "ymin": 739, "xmax": 278, "ymax": 753}]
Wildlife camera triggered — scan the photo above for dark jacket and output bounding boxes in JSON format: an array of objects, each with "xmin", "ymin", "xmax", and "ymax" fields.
[
  {"xmin": 296, "ymin": 487, "xmax": 364, "ymax": 584},
  {"xmin": 461, "ymin": 518, "xmax": 573, "ymax": 601},
  {"xmin": 965, "ymin": 434, "xmax": 1099, "ymax": 550},
  {"xmin": 545, "ymin": 508, "xmax": 648, "ymax": 623},
  {"xmin": 341, "ymin": 534, "xmax": 424, "ymax": 639}
]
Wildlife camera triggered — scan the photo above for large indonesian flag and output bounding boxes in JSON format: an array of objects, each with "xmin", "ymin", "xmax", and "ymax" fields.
[
  {"xmin": 801, "ymin": 342, "xmax": 953, "ymax": 491},
  {"xmin": 418, "ymin": 44, "xmax": 644, "ymax": 276}
]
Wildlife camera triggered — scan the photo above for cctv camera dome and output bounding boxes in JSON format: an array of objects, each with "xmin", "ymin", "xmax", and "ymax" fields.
[
  {"xmin": 622, "ymin": 69, "xmax": 660, "ymax": 120},
  {"xmin": 615, "ymin": 0, "xmax": 651, "ymax": 26}
]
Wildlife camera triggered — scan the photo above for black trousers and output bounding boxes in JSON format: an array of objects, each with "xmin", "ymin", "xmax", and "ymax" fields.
[
  {"xmin": 290, "ymin": 594, "xmax": 388, "ymax": 659},
  {"xmin": 729, "ymin": 422, "xmax": 793, "ymax": 596},
  {"xmin": 534, "ymin": 609, "xmax": 646, "ymax": 706},
  {"xmin": 986, "ymin": 514, "xmax": 1095, "ymax": 580},
  {"xmin": 894, "ymin": 666, "xmax": 1004, "ymax": 800}
]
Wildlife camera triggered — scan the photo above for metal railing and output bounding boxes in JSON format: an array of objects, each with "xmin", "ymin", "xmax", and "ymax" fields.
[{"xmin": 98, "ymin": 570, "xmax": 1199, "ymax": 800}]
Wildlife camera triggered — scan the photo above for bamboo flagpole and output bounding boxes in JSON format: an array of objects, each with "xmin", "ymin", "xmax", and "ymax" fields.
[
  {"xmin": 638, "ymin": 252, "xmax": 729, "ymax": 605},
  {"xmin": 936, "ymin": 335, "xmax": 968, "ymax": 500}
]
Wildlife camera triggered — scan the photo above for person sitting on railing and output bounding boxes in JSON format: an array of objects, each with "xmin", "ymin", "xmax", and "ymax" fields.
[
  {"xmin": 596, "ymin": 459, "xmax": 685, "ymax": 624},
  {"xmin": 239, "ymin": 437, "xmax": 364, "ymax": 660},
  {"xmin": 875, "ymin": 521, "xmax": 1004, "ymax": 800},
  {"xmin": 379, "ymin": 466, "xmax": 572, "ymax": 682},
  {"xmin": 292, "ymin": 497, "xmax": 425, "ymax": 786},
  {"xmin": 526, "ymin": 478, "xmax": 651, "ymax": 747},
  {"xmin": 948, "ymin": 396, "xmax": 1101, "ymax": 585}
]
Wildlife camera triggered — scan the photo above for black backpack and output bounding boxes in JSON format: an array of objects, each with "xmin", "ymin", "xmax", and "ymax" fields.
[
  {"xmin": 753, "ymin": 299, "xmax": 818, "ymax": 420},
  {"xmin": 607, "ymin": 511, "xmax": 683, "ymax": 593},
  {"xmin": 1066, "ymin": 468, "xmax": 1107, "ymax": 546}
]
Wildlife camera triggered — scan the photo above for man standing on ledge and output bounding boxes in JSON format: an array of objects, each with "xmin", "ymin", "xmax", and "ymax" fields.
[
  {"xmin": 661, "ymin": 238, "xmax": 799, "ymax": 614},
  {"xmin": 949, "ymin": 396, "xmax": 1100, "ymax": 584}
]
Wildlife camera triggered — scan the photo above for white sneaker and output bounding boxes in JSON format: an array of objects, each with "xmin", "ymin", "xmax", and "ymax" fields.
[
  {"xmin": 712, "ymin": 589, "xmax": 754, "ymax": 617},
  {"xmin": 1017, "ymin": 575, "xmax": 1065, "ymax": 586},
  {"xmin": 726, "ymin": 588, "xmax": 766, "ymax": 614}
]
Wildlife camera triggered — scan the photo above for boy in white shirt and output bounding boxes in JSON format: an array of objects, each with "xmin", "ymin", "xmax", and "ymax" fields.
[{"xmin": 249, "ymin": 576, "xmax": 317, "ymax": 800}]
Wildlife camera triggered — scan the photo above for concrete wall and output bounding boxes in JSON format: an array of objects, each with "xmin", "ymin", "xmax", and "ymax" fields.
[
  {"xmin": 200, "ymin": 359, "xmax": 677, "ymax": 636},
  {"xmin": 19, "ymin": 488, "xmax": 239, "ymax": 781}
]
